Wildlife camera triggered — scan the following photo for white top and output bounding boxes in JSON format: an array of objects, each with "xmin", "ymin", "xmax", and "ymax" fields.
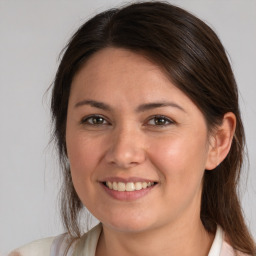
[{"xmin": 9, "ymin": 224, "xmax": 244, "ymax": 256}]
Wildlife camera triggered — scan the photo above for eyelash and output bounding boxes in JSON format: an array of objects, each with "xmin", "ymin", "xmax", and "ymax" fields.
[
  {"xmin": 81, "ymin": 115, "xmax": 110, "ymax": 126},
  {"xmin": 146, "ymin": 115, "xmax": 174, "ymax": 127},
  {"xmin": 80, "ymin": 115, "xmax": 175, "ymax": 127}
]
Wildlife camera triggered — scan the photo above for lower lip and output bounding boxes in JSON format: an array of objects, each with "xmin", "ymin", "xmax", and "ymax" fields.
[{"xmin": 100, "ymin": 183, "xmax": 156, "ymax": 201}]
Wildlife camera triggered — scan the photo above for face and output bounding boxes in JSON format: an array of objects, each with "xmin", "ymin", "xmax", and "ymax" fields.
[{"xmin": 66, "ymin": 47, "xmax": 213, "ymax": 233}]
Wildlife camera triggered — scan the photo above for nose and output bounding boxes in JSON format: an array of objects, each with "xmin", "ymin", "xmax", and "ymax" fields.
[{"xmin": 105, "ymin": 127, "xmax": 146, "ymax": 169}]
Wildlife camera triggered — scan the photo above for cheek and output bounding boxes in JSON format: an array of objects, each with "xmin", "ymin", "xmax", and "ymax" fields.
[
  {"xmin": 149, "ymin": 134, "xmax": 208, "ymax": 189},
  {"xmin": 66, "ymin": 133, "xmax": 104, "ymax": 208},
  {"xmin": 66, "ymin": 131, "xmax": 103, "ymax": 187},
  {"xmin": 149, "ymin": 135, "xmax": 209, "ymax": 218}
]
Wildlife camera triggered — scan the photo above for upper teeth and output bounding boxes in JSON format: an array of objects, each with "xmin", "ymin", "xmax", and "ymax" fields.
[{"xmin": 106, "ymin": 181, "xmax": 155, "ymax": 192}]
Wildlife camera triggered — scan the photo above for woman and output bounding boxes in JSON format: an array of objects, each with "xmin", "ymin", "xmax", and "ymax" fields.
[{"xmin": 10, "ymin": 1, "xmax": 255, "ymax": 256}]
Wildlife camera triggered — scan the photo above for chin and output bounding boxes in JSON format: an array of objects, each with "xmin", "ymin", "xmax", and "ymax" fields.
[{"xmin": 101, "ymin": 214, "xmax": 157, "ymax": 233}]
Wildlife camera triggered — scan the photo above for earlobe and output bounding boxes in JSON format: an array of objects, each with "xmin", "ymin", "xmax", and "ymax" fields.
[{"xmin": 205, "ymin": 112, "xmax": 236, "ymax": 170}]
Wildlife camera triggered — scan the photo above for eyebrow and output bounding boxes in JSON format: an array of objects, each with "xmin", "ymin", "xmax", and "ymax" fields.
[
  {"xmin": 75, "ymin": 100, "xmax": 112, "ymax": 111},
  {"xmin": 136, "ymin": 102, "xmax": 186, "ymax": 113},
  {"xmin": 74, "ymin": 99, "xmax": 186, "ymax": 113}
]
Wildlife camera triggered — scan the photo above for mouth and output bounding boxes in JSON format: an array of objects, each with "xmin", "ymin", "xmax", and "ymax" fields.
[{"xmin": 102, "ymin": 181, "xmax": 158, "ymax": 192}]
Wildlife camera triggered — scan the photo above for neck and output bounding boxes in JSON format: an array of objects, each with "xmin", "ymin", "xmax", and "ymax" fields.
[{"xmin": 96, "ymin": 217, "xmax": 214, "ymax": 256}]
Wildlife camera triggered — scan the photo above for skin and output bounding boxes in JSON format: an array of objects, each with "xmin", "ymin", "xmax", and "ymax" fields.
[{"xmin": 66, "ymin": 47, "xmax": 236, "ymax": 256}]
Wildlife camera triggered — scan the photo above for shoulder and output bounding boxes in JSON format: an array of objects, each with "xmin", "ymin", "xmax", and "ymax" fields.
[
  {"xmin": 8, "ymin": 224, "xmax": 102, "ymax": 256},
  {"xmin": 210, "ymin": 225, "xmax": 252, "ymax": 256},
  {"xmin": 221, "ymin": 240, "xmax": 251, "ymax": 256},
  {"xmin": 221, "ymin": 233, "xmax": 252, "ymax": 256},
  {"xmin": 8, "ymin": 236, "xmax": 55, "ymax": 256}
]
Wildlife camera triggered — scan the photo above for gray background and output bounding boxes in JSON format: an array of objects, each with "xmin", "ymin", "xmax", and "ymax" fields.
[{"xmin": 0, "ymin": 0, "xmax": 255, "ymax": 254}]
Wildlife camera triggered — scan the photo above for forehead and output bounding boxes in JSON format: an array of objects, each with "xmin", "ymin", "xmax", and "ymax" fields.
[
  {"xmin": 69, "ymin": 47, "xmax": 200, "ymax": 114},
  {"xmin": 71, "ymin": 48, "xmax": 175, "ymax": 97},
  {"xmin": 73, "ymin": 47, "xmax": 169, "ymax": 86}
]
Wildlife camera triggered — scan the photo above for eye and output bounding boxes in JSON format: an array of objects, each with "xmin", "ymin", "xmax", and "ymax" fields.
[
  {"xmin": 81, "ymin": 115, "xmax": 109, "ymax": 125},
  {"xmin": 146, "ymin": 115, "xmax": 174, "ymax": 126}
]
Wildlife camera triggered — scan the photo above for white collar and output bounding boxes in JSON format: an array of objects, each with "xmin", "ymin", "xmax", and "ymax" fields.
[{"xmin": 208, "ymin": 225, "xmax": 224, "ymax": 256}]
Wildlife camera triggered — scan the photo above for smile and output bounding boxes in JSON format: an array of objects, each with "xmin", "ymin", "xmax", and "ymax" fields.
[{"xmin": 104, "ymin": 181, "xmax": 156, "ymax": 192}]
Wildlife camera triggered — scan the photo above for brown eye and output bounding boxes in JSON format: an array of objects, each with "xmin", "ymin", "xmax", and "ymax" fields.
[
  {"xmin": 82, "ymin": 115, "xmax": 109, "ymax": 125},
  {"xmin": 147, "ymin": 115, "xmax": 173, "ymax": 126}
]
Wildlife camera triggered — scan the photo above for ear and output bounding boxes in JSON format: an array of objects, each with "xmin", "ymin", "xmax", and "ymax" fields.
[{"xmin": 205, "ymin": 112, "xmax": 236, "ymax": 170}]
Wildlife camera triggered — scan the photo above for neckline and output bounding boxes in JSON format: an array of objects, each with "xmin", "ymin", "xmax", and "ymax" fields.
[{"xmin": 75, "ymin": 223, "xmax": 224, "ymax": 256}]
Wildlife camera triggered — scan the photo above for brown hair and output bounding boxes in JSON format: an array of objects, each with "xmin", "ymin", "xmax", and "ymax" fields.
[{"xmin": 51, "ymin": 1, "xmax": 255, "ymax": 254}]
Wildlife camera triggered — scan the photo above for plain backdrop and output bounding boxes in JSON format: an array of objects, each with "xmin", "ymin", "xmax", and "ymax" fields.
[{"xmin": 0, "ymin": 0, "xmax": 255, "ymax": 254}]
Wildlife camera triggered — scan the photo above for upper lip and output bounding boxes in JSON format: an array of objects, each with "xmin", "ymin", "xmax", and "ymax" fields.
[{"xmin": 99, "ymin": 177, "xmax": 158, "ymax": 183}]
